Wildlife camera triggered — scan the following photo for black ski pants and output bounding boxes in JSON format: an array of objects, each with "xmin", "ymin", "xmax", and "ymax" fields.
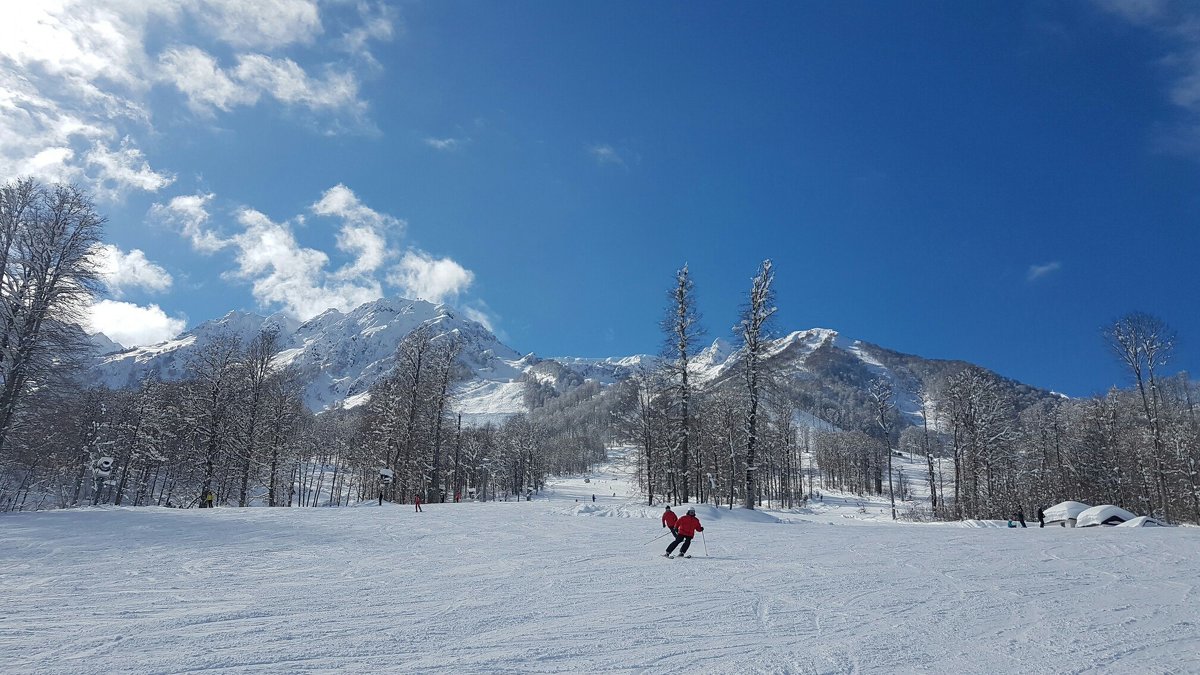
[{"xmin": 666, "ymin": 533, "xmax": 693, "ymax": 556}]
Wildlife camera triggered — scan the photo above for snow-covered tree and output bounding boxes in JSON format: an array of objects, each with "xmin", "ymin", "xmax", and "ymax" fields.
[{"xmin": 737, "ymin": 259, "xmax": 776, "ymax": 510}]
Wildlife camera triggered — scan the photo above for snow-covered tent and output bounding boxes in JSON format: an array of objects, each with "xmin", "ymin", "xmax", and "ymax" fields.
[
  {"xmin": 1043, "ymin": 501, "xmax": 1090, "ymax": 527},
  {"xmin": 1116, "ymin": 516, "xmax": 1165, "ymax": 528},
  {"xmin": 1076, "ymin": 505, "xmax": 1137, "ymax": 528}
]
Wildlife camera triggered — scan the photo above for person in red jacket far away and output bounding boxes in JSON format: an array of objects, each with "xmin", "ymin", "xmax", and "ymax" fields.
[
  {"xmin": 661, "ymin": 505, "xmax": 679, "ymax": 537},
  {"xmin": 414, "ymin": 495, "xmax": 423, "ymax": 512},
  {"xmin": 665, "ymin": 507, "xmax": 703, "ymax": 558}
]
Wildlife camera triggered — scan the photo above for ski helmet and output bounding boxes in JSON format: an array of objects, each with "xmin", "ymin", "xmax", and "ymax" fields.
[
  {"xmin": 664, "ymin": 505, "xmax": 672, "ymax": 510},
  {"xmin": 687, "ymin": 507, "xmax": 696, "ymax": 516}
]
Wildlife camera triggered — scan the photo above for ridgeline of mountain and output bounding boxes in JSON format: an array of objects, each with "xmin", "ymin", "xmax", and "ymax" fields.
[{"xmin": 89, "ymin": 297, "xmax": 1050, "ymax": 428}]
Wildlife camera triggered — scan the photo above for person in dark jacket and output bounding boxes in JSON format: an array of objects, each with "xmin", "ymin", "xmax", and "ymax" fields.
[
  {"xmin": 1037, "ymin": 506, "xmax": 1045, "ymax": 528},
  {"xmin": 661, "ymin": 505, "xmax": 678, "ymax": 536},
  {"xmin": 665, "ymin": 508, "xmax": 703, "ymax": 558},
  {"xmin": 1016, "ymin": 509, "xmax": 1027, "ymax": 528}
]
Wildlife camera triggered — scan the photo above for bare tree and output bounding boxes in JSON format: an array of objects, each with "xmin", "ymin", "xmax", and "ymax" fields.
[
  {"xmin": 738, "ymin": 259, "xmax": 776, "ymax": 510},
  {"xmin": 1104, "ymin": 312, "xmax": 1176, "ymax": 521},
  {"xmin": 427, "ymin": 334, "xmax": 461, "ymax": 503},
  {"xmin": 869, "ymin": 377, "xmax": 898, "ymax": 520},
  {"xmin": 238, "ymin": 326, "xmax": 281, "ymax": 506},
  {"xmin": 187, "ymin": 334, "xmax": 243, "ymax": 505},
  {"xmin": 0, "ymin": 179, "xmax": 104, "ymax": 460},
  {"xmin": 661, "ymin": 264, "xmax": 704, "ymax": 503}
]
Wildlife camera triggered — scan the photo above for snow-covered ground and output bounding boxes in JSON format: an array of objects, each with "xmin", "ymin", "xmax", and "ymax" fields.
[{"xmin": 3, "ymin": 453, "xmax": 1198, "ymax": 674}]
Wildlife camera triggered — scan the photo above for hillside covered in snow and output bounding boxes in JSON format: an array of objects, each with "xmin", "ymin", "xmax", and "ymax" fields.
[
  {"xmin": 89, "ymin": 296, "xmax": 1049, "ymax": 427},
  {"xmin": 2, "ymin": 453, "xmax": 1196, "ymax": 674}
]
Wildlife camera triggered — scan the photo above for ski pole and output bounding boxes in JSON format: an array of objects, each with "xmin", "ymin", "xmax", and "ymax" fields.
[
  {"xmin": 701, "ymin": 530, "xmax": 709, "ymax": 556},
  {"xmin": 642, "ymin": 531, "xmax": 672, "ymax": 546}
]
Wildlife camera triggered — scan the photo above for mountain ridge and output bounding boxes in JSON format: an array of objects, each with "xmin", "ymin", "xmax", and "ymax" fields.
[{"xmin": 89, "ymin": 296, "xmax": 1051, "ymax": 427}]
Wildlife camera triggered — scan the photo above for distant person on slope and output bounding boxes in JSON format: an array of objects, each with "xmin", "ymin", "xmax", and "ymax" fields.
[
  {"xmin": 662, "ymin": 505, "xmax": 679, "ymax": 536},
  {"xmin": 665, "ymin": 508, "xmax": 703, "ymax": 558},
  {"xmin": 1016, "ymin": 509, "xmax": 1027, "ymax": 528},
  {"xmin": 1037, "ymin": 506, "xmax": 1045, "ymax": 528},
  {"xmin": 414, "ymin": 495, "xmax": 423, "ymax": 513}
]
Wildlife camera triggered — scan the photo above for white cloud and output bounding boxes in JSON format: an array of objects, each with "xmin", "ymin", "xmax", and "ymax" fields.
[
  {"xmin": 312, "ymin": 183, "xmax": 399, "ymax": 231},
  {"xmin": 461, "ymin": 303, "xmax": 496, "ymax": 332},
  {"xmin": 0, "ymin": 1, "xmax": 393, "ymax": 194},
  {"xmin": 311, "ymin": 184, "xmax": 400, "ymax": 279},
  {"xmin": 589, "ymin": 143, "xmax": 626, "ymax": 167},
  {"xmin": 1027, "ymin": 261, "xmax": 1063, "ymax": 281},
  {"xmin": 86, "ymin": 138, "xmax": 175, "ymax": 199},
  {"xmin": 227, "ymin": 207, "xmax": 383, "ymax": 319},
  {"xmin": 388, "ymin": 250, "xmax": 474, "ymax": 304},
  {"xmin": 1096, "ymin": 0, "xmax": 1200, "ymax": 156},
  {"xmin": 335, "ymin": 225, "xmax": 389, "ymax": 279},
  {"xmin": 155, "ymin": 185, "xmax": 483, "ymax": 325},
  {"xmin": 92, "ymin": 244, "xmax": 173, "ymax": 297},
  {"xmin": 232, "ymin": 54, "xmax": 362, "ymax": 111},
  {"xmin": 341, "ymin": 3, "xmax": 397, "ymax": 61},
  {"xmin": 87, "ymin": 299, "xmax": 186, "ymax": 347},
  {"xmin": 188, "ymin": 0, "xmax": 323, "ymax": 50},
  {"xmin": 158, "ymin": 47, "xmax": 257, "ymax": 113},
  {"xmin": 425, "ymin": 137, "xmax": 465, "ymax": 151},
  {"xmin": 149, "ymin": 193, "xmax": 229, "ymax": 253},
  {"xmin": 0, "ymin": 70, "xmax": 106, "ymax": 185}
]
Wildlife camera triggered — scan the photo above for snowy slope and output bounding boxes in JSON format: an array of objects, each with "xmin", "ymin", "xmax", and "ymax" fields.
[
  {"xmin": 92, "ymin": 298, "xmax": 531, "ymax": 419},
  {"xmin": 89, "ymin": 300, "xmax": 1047, "ymax": 427},
  {"xmin": 3, "ymin": 459, "xmax": 1198, "ymax": 674}
]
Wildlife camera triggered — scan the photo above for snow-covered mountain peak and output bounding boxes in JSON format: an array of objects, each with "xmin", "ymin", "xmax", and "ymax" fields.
[
  {"xmin": 91, "ymin": 295, "xmax": 530, "ymax": 418},
  {"xmin": 88, "ymin": 298, "xmax": 1050, "ymax": 431}
]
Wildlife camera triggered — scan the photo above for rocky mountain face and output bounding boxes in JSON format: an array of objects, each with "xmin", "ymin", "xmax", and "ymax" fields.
[{"xmin": 90, "ymin": 297, "xmax": 1048, "ymax": 428}]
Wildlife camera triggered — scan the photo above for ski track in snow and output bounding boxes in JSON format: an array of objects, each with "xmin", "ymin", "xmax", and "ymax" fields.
[{"xmin": 2, "ymin": 460, "xmax": 1199, "ymax": 674}]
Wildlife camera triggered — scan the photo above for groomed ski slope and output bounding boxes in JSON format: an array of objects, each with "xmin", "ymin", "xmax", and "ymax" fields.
[{"xmin": 3, "ymin": 456, "xmax": 1199, "ymax": 674}]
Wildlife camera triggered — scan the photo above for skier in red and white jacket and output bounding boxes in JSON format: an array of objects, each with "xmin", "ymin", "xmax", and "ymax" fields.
[
  {"xmin": 661, "ymin": 505, "xmax": 679, "ymax": 536},
  {"xmin": 665, "ymin": 507, "xmax": 703, "ymax": 558}
]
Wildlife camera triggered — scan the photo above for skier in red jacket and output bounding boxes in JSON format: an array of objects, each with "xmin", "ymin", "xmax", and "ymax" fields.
[
  {"xmin": 665, "ymin": 507, "xmax": 703, "ymax": 558},
  {"xmin": 661, "ymin": 505, "xmax": 678, "ymax": 536}
]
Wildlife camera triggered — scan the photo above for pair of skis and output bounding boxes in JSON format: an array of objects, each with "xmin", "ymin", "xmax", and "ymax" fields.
[{"xmin": 663, "ymin": 553, "xmax": 692, "ymax": 559}]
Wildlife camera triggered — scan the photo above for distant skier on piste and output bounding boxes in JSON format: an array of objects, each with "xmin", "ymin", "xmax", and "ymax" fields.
[
  {"xmin": 665, "ymin": 507, "xmax": 703, "ymax": 558},
  {"xmin": 662, "ymin": 505, "xmax": 678, "ymax": 536}
]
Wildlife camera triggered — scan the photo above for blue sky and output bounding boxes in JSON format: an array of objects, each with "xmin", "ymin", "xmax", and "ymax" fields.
[{"xmin": 2, "ymin": 1, "xmax": 1197, "ymax": 396}]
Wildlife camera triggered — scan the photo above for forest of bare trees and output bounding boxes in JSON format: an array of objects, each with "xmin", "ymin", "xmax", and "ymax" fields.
[
  {"xmin": 624, "ymin": 262, "xmax": 1200, "ymax": 525},
  {"xmin": 0, "ymin": 178, "xmax": 1196, "ymax": 525}
]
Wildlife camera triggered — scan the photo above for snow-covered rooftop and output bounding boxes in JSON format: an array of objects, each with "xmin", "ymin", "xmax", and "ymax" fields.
[
  {"xmin": 1044, "ymin": 501, "xmax": 1091, "ymax": 523},
  {"xmin": 1076, "ymin": 504, "xmax": 1137, "ymax": 528}
]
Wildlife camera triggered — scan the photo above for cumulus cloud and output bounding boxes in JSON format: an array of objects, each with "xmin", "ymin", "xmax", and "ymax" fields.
[
  {"xmin": 86, "ymin": 139, "xmax": 175, "ymax": 199},
  {"xmin": 158, "ymin": 47, "xmax": 257, "ymax": 113},
  {"xmin": 388, "ymin": 250, "xmax": 475, "ymax": 304},
  {"xmin": 1027, "ymin": 261, "xmax": 1063, "ymax": 281},
  {"xmin": 0, "ymin": 1, "xmax": 393, "ymax": 194},
  {"xmin": 188, "ymin": 0, "xmax": 323, "ymax": 50},
  {"xmin": 92, "ymin": 244, "xmax": 173, "ymax": 297},
  {"xmin": 312, "ymin": 184, "xmax": 401, "ymax": 280},
  {"xmin": 155, "ymin": 184, "xmax": 484, "ymax": 326},
  {"xmin": 149, "ymin": 193, "xmax": 229, "ymax": 253},
  {"xmin": 227, "ymin": 207, "xmax": 383, "ymax": 320},
  {"xmin": 87, "ymin": 299, "xmax": 186, "ymax": 347},
  {"xmin": 312, "ymin": 184, "xmax": 400, "ymax": 231}
]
